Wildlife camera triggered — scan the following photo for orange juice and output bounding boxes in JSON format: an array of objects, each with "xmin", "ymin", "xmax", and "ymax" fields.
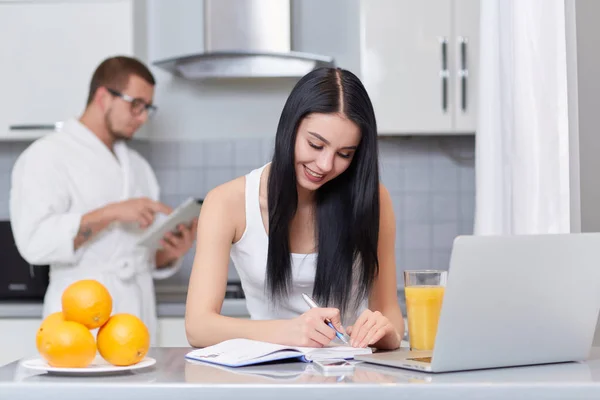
[{"xmin": 405, "ymin": 286, "xmax": 445, "ymax": 351}]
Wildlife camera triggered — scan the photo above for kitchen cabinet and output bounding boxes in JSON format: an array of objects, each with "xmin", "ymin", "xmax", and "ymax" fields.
[
  {"xmin": 146, "ymin": 0, "xmax": 205, "ymax": 64},
  {"xmin": 157, "ymin": 303, "xmax": 251, "ymax": 347},
  {"xmin": 0, "ymin": 315, "xmax": 252, "ymax": 366},
  {"xmin": 0, "ymin": 0, "xmax": 150, "ymax": 140},
  {"xmin": 157, "ymin": 317, "xmax": 189, "ymax": 347},
  {"xmin": 0, "ymin": 317, "xmax": 192, "ymax": 366},
  {"xmin": 360, "ymin": 0, "xmax": 479, "ymax": 135},
  {"xmin": 0, "ymin": 318, "xmax": 40, "ymax": 366}
]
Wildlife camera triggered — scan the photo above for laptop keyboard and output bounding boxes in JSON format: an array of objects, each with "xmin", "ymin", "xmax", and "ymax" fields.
[{"xmin": 407, "ymin": 357, "xmax": 432, "ymax": 364}]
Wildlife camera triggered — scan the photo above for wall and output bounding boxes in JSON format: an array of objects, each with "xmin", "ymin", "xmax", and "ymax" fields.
[
  {"xmin": 565, "ymin": 0, "xmax": 600, "ymax": 345},
  {"xmin": 144, "ymin": 0, "xmax": 362, "ymax": 141},
  {"xmin": 132, "ymin": 0, "xmax": 475, "ymax": 289},
  {"xmin": 0, "ymin": 0, "xmax": 475, "ymax": 292},
  {"xmin": 568, "ymin": 0, "xmax": 600, "ymax": 234},
  {"xmin": 133, "ymin": 135, "xmax": 476, "ymax": 290},
  {"xmin": 565, "ymin": 0, "xmax": 580, "ymax": 233},
  {"xmin": 0, "ymin": 135, "xmax": 475, "ymax": 291},
  {"xmin": 0, "ymin": 142, "xmax": 29, "ymax": 219}
]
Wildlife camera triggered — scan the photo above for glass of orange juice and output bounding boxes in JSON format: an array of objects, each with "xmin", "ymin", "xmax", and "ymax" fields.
[{"xmin": 403, "ymin": 270, "xmax": 447, "ymax": 351}]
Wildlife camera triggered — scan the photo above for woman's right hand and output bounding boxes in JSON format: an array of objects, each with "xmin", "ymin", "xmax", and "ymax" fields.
[{"xmin": 281, "ymin": 308, "xmax": 346, "ymax": 347}]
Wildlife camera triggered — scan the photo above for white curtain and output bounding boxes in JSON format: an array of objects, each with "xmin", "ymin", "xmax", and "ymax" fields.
[{"xmin": 474, "ymin": 0, "xmax": 571, "ymax": 235}]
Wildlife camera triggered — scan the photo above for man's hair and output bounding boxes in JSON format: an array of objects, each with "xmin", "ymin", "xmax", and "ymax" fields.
[{"xmin": 86, "ymin": 56, "xmax": 156, "ymax": 106}]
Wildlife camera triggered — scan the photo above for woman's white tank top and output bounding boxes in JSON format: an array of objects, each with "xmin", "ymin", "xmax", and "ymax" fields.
[{"xmin": 230, "ymin": 164, "xmax": 367, "ymax": 325}]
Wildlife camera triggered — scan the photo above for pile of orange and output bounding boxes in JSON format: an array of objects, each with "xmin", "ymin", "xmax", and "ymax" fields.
[{"xmin": 35, "ymin": 279, "xmax": 150, "ymax": 368}]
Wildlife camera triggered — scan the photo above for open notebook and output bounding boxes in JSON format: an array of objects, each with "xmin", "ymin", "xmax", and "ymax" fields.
[{"xmin": 185, "ymin": 338, "xmax": 373, "ymax": 367}]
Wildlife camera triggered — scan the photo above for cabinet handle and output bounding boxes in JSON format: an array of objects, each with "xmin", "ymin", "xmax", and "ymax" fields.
[
  {"xmin": 9, "ymin": 123, "xmax": 61, "ymax": 131},
  {"xmin": 458, "ymin": 37, "xmax": 468, "ymax": 112},
  {"xmin": 440, "ymin": 37, "xmax": 449, "ymax": 113}
]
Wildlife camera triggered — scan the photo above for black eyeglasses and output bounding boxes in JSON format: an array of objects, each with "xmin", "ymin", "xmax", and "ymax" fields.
[{"xmin": 106, "ymin": 88, "xmax": 157, "ymax": 118}]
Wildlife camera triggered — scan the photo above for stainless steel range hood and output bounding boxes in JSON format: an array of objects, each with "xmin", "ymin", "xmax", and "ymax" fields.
[{"xmin": 152, "ymin": 0, "xmax": 335, "ymax": 79}]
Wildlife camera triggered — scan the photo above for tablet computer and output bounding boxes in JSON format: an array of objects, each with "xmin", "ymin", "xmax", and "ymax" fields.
[{"xmin": 136, "ymin": 197, "xmax": 202, "ymax": 248}]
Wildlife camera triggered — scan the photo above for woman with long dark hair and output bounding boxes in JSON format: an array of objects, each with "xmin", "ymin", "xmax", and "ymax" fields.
[{"xmin": 185, "ymin": 67, "xmax": 404, "ymax": 350}]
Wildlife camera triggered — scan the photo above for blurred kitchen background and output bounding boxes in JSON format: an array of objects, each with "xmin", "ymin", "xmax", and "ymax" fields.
[
  {"xmin": 0, "ymin": 0, "xmax": 479, "ymax": 305},
  {"xmin": 3, "ymin": 0, "xmax": 600, "ymax": 362},
  {"xmin": 0, "ymin": 134, "xmax": 475, "ymax": 290}
]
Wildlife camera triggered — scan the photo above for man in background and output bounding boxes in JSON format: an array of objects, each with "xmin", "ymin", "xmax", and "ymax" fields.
[{"xmin": 10, "ymin": 56, "xmax": 196, "ymax": 343}]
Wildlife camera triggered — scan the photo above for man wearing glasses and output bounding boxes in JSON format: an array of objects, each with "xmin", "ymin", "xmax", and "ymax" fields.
[{"xmin": 9, "ymin": 56, "xmax": 196, "ymax": 343}]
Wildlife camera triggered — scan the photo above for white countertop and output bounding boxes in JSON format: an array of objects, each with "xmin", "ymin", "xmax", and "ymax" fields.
[{"xmin": 2, "ymin": 347, "xmax": 600, "ymax": 400}]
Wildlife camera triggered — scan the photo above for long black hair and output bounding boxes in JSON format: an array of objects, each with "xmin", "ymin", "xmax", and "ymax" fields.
[{"xmin": 266, "ymin": 67, "xmax": 380, "ymax": 317}]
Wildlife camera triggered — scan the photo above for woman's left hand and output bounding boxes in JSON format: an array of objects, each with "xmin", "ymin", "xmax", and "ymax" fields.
[
  {"xmin": 156, "ymin": 220, "xmax": 198, "ymax": 268},
  {"xmin": 346, "ymin": 309, "xmax": 399, "ymax": 348}
]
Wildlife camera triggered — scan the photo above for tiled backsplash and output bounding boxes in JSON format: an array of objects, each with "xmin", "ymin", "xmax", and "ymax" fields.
[
  {"xmin": 0, "ymin": 135, "xmax": 475, "ymax": 289},
  {"xmin": 136, "ymin": 135, "xmax": 476, "ymax": 287}
]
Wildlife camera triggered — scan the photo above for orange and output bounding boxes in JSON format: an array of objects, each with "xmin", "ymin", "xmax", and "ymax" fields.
[
  {"xmin": 97, "ymin": 313, "xmax": 150, "ymax": 366},
  {"xmin": 61, "ymin": 279, "xmax": 112, "ymax": 329},
  {"xmin": 38, "ymin": 320, "xmax": 97, "ymax": 368},
  {"xmin": 35, "ymin": 312, "xmax": 65, "ymax": 353}
]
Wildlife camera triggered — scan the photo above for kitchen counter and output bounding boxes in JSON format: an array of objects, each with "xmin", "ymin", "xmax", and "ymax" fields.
[
  {"xmin": 0, "ymin": 289, "xmax": 406, "ymax": 319},
  {"xmin": 0, "ymin": 298, "xmax": 248, "ymax": 319},
  {"xmin": 2, "ymin": 347, "xmax": 600, "ymax": 400},
  {"xmin": 0, "ymin": 283, "xmax": 250, "ymax": 319}
]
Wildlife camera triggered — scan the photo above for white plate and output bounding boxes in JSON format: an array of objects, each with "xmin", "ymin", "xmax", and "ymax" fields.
[{"xmin": 21, "ymin": 356, "xmax": 156, "ymax": 375}]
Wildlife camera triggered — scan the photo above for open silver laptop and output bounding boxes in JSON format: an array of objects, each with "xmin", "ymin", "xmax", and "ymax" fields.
[{"xmin": 356, "ymin": 233, "xmax": 600, "ymax": 373}]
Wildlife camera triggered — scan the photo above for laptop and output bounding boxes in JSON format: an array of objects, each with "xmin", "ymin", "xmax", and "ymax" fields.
[{"xmin": 356, "ymin": 233, "xmax": 600, "ymax": 373}]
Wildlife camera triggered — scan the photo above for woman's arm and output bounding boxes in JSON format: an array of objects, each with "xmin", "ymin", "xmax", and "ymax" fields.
[
  {"xmin": 348, "ymin": 184, "xmax": 405, "ymax": 350},
  {"xmin": 185, "ymin": 178, "xmax": 344, "ymax": 348},
  {"xmin": 185, "ymin": 179, "xmax": 280, "ymax": 346}
]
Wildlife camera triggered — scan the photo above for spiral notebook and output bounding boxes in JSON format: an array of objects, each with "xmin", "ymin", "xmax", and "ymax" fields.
[{"xmin": 185, "ymin": 338, "xmax": 373, "ymax": 367}]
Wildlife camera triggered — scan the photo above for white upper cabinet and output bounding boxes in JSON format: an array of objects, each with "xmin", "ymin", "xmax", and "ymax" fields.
[
  {"xmin": 360, "ymin": 0, "xmax": 480, "ymax": 135},
  {"xmin": 0, "ymin": 0, "xmax": 147, "ymax": 139},
  {"xmin": 452, "ymin": 0, "xmax": 479, "ymax": 133}
]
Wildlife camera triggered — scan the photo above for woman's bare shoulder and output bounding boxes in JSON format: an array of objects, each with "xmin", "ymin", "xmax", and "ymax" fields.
[
  {"xmin": 200, "ymin": 173, "xmax": 251, "ymax": 242},
  {"xmin": 203, "ymin": 175, "xmax": 246, "ymax": 211},
  {"xmin": 378, "ymin": 183, "xmax": 395, "ymax": 219},
  {"xmin": 379, "ymin": 183, "xmax": 392, "ymax": 204}
]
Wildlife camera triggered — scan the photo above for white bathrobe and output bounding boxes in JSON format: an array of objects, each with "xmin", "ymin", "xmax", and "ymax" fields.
[{"xmin": 9, "ymin": 118, "xmax": 180, "ymax": 344}]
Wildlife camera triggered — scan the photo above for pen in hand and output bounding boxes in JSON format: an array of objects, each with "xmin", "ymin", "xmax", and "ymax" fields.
[{"xmin": 301, "ymin": 292, "xmax": 350, "ymax": 345}]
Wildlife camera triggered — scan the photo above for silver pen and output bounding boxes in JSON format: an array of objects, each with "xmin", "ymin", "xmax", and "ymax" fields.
[{"xmin": 301, "ymin": 293, "xmax": 350, "ymax": 344}]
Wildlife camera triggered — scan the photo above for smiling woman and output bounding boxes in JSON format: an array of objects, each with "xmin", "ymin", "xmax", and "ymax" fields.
[
  {"xmin": 294, "ymin": 114, "xmax": 360, "ymax": 187},
  {"xmin": 185, "ymin": 67, "xmax": 404, "ymax": 351}
]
